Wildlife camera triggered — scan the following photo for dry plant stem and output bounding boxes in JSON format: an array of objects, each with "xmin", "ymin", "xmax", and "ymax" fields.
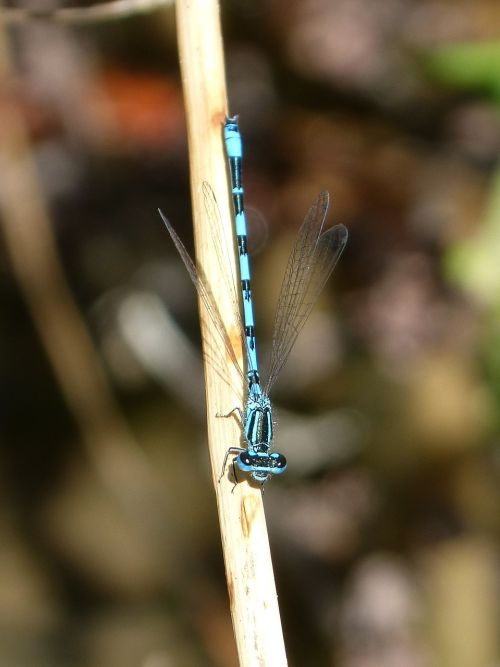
[
  {"xmin": 176, "ymin": 1, "xmax": 287, "ymax": 665},
  {"xmin": 0, "ymin": 19, "xmax": 171, "ymax": 544}
]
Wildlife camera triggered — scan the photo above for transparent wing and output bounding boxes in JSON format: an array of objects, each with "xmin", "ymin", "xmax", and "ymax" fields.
[
  {"xmin": 200, "ymin": 183, "xmax": 256, "ymax": 374},
  {"xmin": 266, "ymin": 191, "xmax": 348, "ymax": 392},
  {"xmin": 201, "ymin": 182, "xmax": 259, "ymax": 376},
  {"xmin": 159, "ymin": 190, "xmax": 245, "ymax": 386}
]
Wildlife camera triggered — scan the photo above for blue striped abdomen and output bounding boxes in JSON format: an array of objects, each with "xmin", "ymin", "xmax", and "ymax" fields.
[{"xmin": 224, "ymin": 118, "xmax": 260, "ymax": 382}]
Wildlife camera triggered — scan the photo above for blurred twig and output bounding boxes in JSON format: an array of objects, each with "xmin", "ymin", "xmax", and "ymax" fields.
[
  {"xmin": 0, "ymin": 0, "xmax": 170, "ymax": 25},
  {"xmin": 175, "ymin": 1, "xmax": 288, "ymax": 664},
  {"xmin": 0, "ymin": 14, "xmax": 172, "ymax": 553}
]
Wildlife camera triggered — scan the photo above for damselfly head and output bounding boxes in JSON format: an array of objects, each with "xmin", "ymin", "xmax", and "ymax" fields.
[{"xmin": 237, "ymin": 451, "xmax": 288, "ymax": 481}]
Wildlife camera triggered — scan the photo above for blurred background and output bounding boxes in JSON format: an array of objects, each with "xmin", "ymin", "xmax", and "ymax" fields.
[{"xmin": 1, "ymin": 0, "xmax": 500, "ymax": 665}]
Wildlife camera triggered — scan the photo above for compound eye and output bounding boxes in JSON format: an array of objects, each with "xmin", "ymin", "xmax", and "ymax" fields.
[
  {"xmin": 271, "ymin": 453, "xmax": 287, "ymax": 469},
  {"xmin": 239, "ymin": 452, "xmax": 252, "ymax": 467}
]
